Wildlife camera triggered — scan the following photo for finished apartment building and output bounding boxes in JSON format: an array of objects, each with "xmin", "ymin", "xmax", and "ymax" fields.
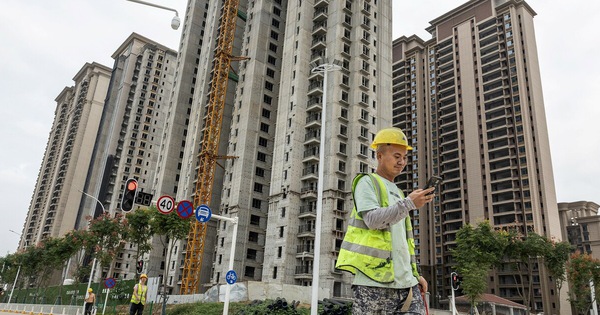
[
  {"xmin": 391, "ymin": 0, "xmax": 564, "ymax": 313},
  {"xmin": 77, "ymin": 33, "xmax": 178, "ymax": 281},
  {"xmin": 20, "ymin": 32, "xmax": 179, "ymax": 281},
  {"xmin": 19, "ymin": 63, "xmax": 111, "ymax": 249}
]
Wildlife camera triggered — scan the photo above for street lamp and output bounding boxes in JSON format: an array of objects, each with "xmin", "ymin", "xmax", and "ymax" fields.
[
  {"xmin": 79, "ymin": 190, "xmax": 107, "ymax": 313},
  {"xmin": 125, "ymin": 0, "xmax": 181, "ymax": 30},
  {"xmin": 7, "ymin": 230, "xmax": 21, "ymax": 306},
  {"xmin": 309, "ymin": 50, "xmax": 341, "ymax": 315}
]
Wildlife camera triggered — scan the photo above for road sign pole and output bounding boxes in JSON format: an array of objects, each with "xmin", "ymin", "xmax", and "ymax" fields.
[
  {"xmin": 223, "ymin": 216, "xmax": 238, "ymax": 315},
  {"xmin": 102, "ymin": 288, "xmax": 110, "ymax": 315}
]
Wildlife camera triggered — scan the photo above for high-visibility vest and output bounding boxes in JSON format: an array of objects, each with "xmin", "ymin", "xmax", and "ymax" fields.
[
  {"xmin": 335, "ymin": 173, "xmax": 419, "ymax": 283},
  {"xmin": 130, "ymin": 284, "xmax": 147, "ymax": 305}
]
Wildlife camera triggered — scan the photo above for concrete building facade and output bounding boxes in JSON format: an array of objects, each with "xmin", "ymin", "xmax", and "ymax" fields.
[
  {"xmin": 18, "ymin": 62, "xmax": 111, "ymax": 248},
  {"xmin": 205, "ymin": 0, "xmax": 394, "ymax": 299},
  {"xmin": 391, "ymin": 0, "xmax": 562, "ymax": 313}
]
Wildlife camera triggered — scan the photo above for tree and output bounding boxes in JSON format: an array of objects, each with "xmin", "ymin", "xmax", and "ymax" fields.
[
  {"xmin": 87, "ymin": 213, "xmax": 129, "ymax": 278},
  {"xmin": 545, "ymin": 239, "xmax": 573, "ymax": 311},
  {"xmin": 126, "ymin": 208, "xmax": 155, "ymax": 264},
  {"xmin": 150, "ymin": 205, "xmax": 191, "ymax": 308},
  {"xmin": 504, "ymin": 232, "xmax": 550, "ymax": 313},
  {"xmin": 452, "ymin": 221, "xmax": 508, "ymax": 312},
  {"xmin": 567, "ymin": 252, "xmax": 600, "ymax": 315}
]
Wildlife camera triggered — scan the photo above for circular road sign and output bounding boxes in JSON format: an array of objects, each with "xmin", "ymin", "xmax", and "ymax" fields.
[
  {"xmin": 225, "ymin": 270, "xmax": 237, "ymax": 285},
  {"xmin": 104, "ymin": 277, "xmax": 116, "ymax": 289},
  {"xmin": 195, "ymin": 204, "xmax": 212, "ymax": 223},
  {"xmin": 156, "ymin": 195, "xmax": 175, "ymax": 214},
  {"xmin": 176, "ymin": 200, "xmax": 194, "ymax": 219}
]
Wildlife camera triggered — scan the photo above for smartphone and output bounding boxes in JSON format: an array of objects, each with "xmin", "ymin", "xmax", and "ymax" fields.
[{"xmin": 423, "ymin": 176, "xmax": 442, "ymax": 191}]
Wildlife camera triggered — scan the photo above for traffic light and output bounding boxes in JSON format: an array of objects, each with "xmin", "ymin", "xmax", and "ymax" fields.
[
  {"xmin": 121, "ymin": 178, "xmax": 138, "ymax": 212},
  {"xmin": 136, "ymin": 260, "xmax": 144, "ymax": 273},
  {"xmin": 451, "ymin": 272, "xmax": 461, "ymax": 290}
]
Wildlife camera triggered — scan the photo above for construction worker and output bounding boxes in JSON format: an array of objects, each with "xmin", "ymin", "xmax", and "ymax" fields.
[
  {"xmin": 130, "ymin": 274, "xmax": 148, "ymax": 315},
  {"xmin": 336, "ymin": 127, "xmax": 435, "ymax": 314},
  {"xmin": 84, "ymin": 288, "xmax": 95, "ymax": 315}
]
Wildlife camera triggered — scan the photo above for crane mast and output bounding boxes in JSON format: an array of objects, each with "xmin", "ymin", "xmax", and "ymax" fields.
[{"xmin": 180, "ymin": 0, "xmax": 244, "ymax": 294}]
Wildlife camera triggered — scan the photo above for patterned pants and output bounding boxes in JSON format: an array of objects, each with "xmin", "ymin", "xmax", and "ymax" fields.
[{"xmin": 352, "ymin": 285, "xmax": 426, "ymax": 315}]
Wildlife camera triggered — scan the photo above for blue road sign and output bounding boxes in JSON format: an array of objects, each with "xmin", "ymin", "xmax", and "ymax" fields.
[
  {"xmin": 196, "ymin": 204, "xmax": 212, "ymax": 223},
  {"xmin": 104, "ymin": 278, "xmax": 116, "ymax": 289},
  {"xmin": 177, "ymin": 200, "xmax": 194, "ymax": 219},
  {"xmin": 225, "ymin": 270, "xmax": 237, "ymax": 284}
]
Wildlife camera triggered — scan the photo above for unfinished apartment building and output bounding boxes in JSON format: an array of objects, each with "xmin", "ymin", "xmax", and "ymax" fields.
[{"xmin": 193, "ymin": 0, "xmax": 395, "ymax": 298}]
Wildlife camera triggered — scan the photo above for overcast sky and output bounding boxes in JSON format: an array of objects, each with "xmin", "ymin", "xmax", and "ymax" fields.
[{"xmin": 1, "ymin": 0, "xmax": 598, "ymax": 256}]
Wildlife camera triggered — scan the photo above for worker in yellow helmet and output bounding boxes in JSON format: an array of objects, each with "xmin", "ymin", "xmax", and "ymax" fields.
[
  {"xmin": 336, "ymin": 127, "xmax": 435, "ymax": 314},
  {"xmin": 84, "ymin": 287, "xmax": 96, "ymax": 315},
  {"xmin": 130, "ymin": 274, "xmax": 148, "ymax": 315}
]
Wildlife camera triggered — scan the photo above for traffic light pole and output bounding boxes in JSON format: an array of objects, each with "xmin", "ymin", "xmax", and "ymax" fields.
[{"xmin": 450, "ymin": 272, "xmax": 458, "ymax": 315}]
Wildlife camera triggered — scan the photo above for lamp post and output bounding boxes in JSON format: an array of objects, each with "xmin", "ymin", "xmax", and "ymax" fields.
[
  {"xmin": 309, "ymin": 50, "xmax": 341, "ymax": 315},
  {"xmin": 79, "ymin": 190, "xmax": 106, "ymax": 313},
  {"xmin": 7, "ymin": 229, "xmax": 21, "ymax": 306},
  {"xmin": 125, "ymin": 0, "xmax": 181, "ymax": 30}
]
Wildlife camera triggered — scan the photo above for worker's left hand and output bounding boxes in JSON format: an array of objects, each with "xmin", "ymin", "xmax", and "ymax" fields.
[{"xmin": 418, "ymin": 276, "xmax": 428, "ymax": 293}]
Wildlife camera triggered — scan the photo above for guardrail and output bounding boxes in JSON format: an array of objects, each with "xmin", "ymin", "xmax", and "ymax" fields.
[{"xmin": 0, "ymin": 303, "xmax": 83, "ymax": 315}]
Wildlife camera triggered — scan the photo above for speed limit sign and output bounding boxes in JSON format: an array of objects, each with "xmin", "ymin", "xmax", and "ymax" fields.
[{"xmin": 156, "ymin": 195, "xmax": 175, "ymax": 214}]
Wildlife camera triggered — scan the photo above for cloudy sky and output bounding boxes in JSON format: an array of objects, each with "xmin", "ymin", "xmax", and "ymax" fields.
[{"xmin": 1, "ymin": 0, "xmax": 598, "ymax": 256}]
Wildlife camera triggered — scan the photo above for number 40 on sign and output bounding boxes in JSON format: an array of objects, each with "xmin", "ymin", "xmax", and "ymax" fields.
[{"xmin": 156, "ymin": 195, "xmax": 175, "ymax": 214}]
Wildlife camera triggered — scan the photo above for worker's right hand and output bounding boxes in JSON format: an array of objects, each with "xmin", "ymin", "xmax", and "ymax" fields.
[{"xmin": 408, "ymin": 188, "xmax": 435, "ymax": 208}]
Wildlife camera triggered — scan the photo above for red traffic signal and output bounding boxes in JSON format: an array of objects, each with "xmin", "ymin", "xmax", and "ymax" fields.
[
  {"xmin": 121, "ymin": 178, "xmax": 138, "ymax": 212},
  {"xmin": 451, "ymin": 272, "xmax": 461, "ymax": 290},
  {"xmin": 136, "ymin": 260, "xmax": 144, "ymax": 273}
]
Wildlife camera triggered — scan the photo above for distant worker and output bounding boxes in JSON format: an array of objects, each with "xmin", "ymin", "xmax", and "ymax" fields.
[
  {"xmin": 336, "ymin": 127, "xmax": 434, "ymax": 314},
  {"xmin": 84, "ymin": 287, "xmax": 96, "ymax": 315},
  {"xmin": 130, "ymin": 274, "xmax": 148, "ymax": 315}
]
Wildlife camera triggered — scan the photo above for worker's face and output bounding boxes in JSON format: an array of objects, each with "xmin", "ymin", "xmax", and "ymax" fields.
[{"xmin": 377, "ymin": 144, "xmax": 408, "ymax": 180}]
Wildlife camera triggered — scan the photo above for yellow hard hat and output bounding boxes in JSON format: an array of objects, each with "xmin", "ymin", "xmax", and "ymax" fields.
[
  {"xmin": 88, "ymin": 288, "xmax": 93, "ymax": 292},
  {"xmin": 371, "ymin": 127, "xmax": 413, "ymax": 150},
  {"xmin": 140, "ymin": 274, "xmax": 148, "ymax": 279}
]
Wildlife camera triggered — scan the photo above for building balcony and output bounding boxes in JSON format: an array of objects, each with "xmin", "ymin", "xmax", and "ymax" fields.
[
  {"xmin": 294, "ymin": 265, "xmax": 312, "ymax": 279},
  {"xmin": 300, "ymin": 187, "xmax": 317, "ymax": 199},
  {"xmin": 306, "ymin": 113, "xmax": 321, "ymax": 128},
  {"xmin": 307, "ymin": 98, "xmax": 323, "ymax": 111},
  {"xmin": 298, "ymin": 224, "xmax": 316, "ymax": 237},
  {"xmin": 303, "ymin": 146, "xmax": 319, "ymax": 162},
  {"xmin": 312, "ymin": 22, "xmax": 327, "ymax": 36},
  {"xmin": 296, "ymin": 244, "xmax": 315, "ymax": 255},
  {"xmin": 313, "ymin": 8, "xmax": 328, "ymax": 22},
  {"xmin": 307, "ymin": 81, "xmax": 324, "ymax": 96},
  {"xmin": 314, "ymin": 0, "xmax": 328, "ymax": 8},
  {"xmin": 299, "ymin": 205, "xmax": 316, "ymax": 218},
  {"xmin": 304, "ymin": 131, "xmax": 321, "ymax": 145}
]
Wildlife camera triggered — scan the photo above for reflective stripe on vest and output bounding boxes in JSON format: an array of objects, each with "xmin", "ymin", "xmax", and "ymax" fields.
[
  {"xmin": 130, "ymin": 284, "xmax": 147, "ymax": 305},
  {"xmin": 335, "ymin": 173, "xmax": 420, "ymax": 283}
]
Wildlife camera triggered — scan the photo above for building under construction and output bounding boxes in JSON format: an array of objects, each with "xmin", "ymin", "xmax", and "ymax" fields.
[{"xmin": 157, "ymin": 0, "xmax": 395, "ymax": 296}]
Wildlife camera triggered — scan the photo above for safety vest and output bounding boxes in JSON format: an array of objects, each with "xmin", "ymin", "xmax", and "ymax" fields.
[
  {"xmin": 335, "ymin": 173, "xmax": 420, "ymax": 283},
  {"xmin": 130, "ymin": 283, "xmax": 147, "ymax": 305}
]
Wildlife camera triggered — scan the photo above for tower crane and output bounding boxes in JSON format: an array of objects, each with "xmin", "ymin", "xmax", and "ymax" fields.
[{"xmin": 180, "ymin": 0, "xmax": 247, "ymax": 293}]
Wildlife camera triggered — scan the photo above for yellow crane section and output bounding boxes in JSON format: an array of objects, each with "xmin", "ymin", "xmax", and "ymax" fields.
[{"xmin": 180, "ymin": 0, "xmax": 247, "ymax": 294}]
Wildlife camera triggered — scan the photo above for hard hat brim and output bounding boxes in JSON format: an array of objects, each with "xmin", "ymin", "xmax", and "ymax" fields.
[{"xmin": 371, "ymin": 143, "xmax": 413, "ymax": 150}]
